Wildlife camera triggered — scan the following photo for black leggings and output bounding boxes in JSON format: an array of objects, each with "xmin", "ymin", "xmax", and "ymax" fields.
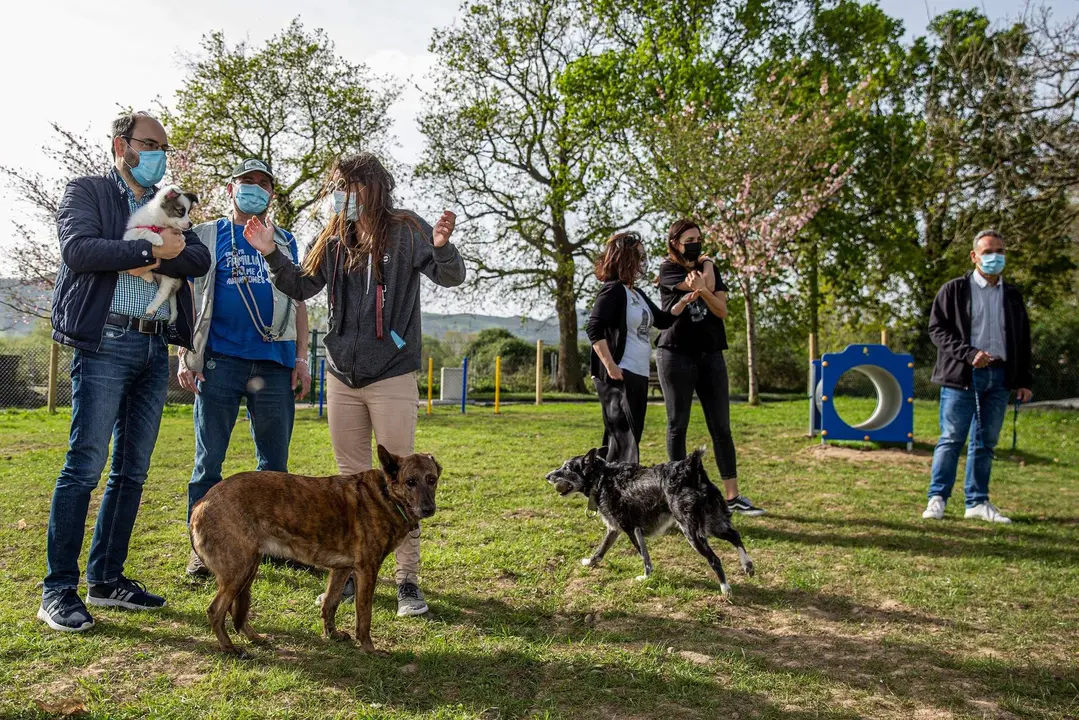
[
  {"xmin": 656, "ymin": 348, "xmax": 737, "ymax": 480},
  {"xmin": 594, "ymin": 370, "xmax": 649, "ymax": 465}
]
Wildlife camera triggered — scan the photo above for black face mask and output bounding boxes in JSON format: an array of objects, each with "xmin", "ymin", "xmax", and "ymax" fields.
[{"xmin": 681, "ymin": 242, "xmax": 702, "ymax": 263}]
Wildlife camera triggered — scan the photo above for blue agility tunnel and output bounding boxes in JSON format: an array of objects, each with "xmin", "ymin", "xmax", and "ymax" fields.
[{"xmin": 809, "ymin": 344, "xmax": 914, "ymax": 449}]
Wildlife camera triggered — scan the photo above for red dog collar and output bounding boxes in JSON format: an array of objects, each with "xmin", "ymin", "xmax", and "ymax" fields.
[{"xmin": 135, "ymin": 225, "xmax": 165, "ymax": 233}]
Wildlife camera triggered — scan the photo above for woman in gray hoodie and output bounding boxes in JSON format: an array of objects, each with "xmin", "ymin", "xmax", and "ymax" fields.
[{"xmin": 244, "ymin": 152, "xmax": 465, "ymax": 617}]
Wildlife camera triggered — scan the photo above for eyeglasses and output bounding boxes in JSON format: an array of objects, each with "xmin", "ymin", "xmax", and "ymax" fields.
[{"xmin": 124, "ymin": 136, "xmax": 173, "ymax": 154}]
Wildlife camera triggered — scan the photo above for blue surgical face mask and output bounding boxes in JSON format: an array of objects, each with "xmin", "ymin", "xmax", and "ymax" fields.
[
  {"xmin": 128, "ymin": 149, "xmax": 167, "ymax": 188},
  {"xmin": 332, "ymin": 190, "xmax": 361, "ymax": 221},
  {"xmin": 234, "ymin": 184, "xmax": 270, "ymax": 215},
  {"xmin": 979, "ymin": 252, "xmax": 1006, "ymax": 275}
]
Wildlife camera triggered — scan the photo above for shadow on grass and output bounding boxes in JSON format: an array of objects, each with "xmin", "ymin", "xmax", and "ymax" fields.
[
  {"xmin": 11, "ymin": 583, "xmax": 1076, "ymax": 719},
  {"xmin": 742, "ymin": 517, "xmax": 1079, "ymax": 565},
  {"xmin": 31, "ymin": 608, "xmax": 859, "ymax": 720},
  {"xmin": 425, "ymin": 589, "xmax": 1077, "ymax": 719}
]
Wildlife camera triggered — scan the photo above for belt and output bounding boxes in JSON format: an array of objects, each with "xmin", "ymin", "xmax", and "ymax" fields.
[
  {"xmin": 106, "ymin": 312, "xmax": 168, "ymax": 336},
  {"xmin": 988, "ymin": 358, "xmax": 1006, "ymax": 368}
]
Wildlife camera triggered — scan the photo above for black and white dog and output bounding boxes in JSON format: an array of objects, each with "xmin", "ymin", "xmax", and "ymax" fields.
[
  {"xmin": 123, "ymin": 185, "xmax": 198, "ymax": 323},
  {"xmin": 546, "ymin": 448, "xmax": 754, "ymax": 595}
]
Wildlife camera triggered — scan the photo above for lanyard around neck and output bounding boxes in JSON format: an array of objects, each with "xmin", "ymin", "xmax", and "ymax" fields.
[{"xmin": 228, "ymin": 219, "xmax": 278, "ymax": 342}]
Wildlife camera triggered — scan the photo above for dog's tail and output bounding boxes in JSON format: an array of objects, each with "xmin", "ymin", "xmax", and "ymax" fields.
[{"xmin": 688, "ymin": 446, "xmax": 708, "ymax": 470}]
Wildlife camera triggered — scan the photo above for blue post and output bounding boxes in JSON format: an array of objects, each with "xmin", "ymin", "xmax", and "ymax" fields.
[
  {"xmin": 461, "ymin": 357, "xmax": 468, "ymax": 414},
  {"xmin": 318, "ymin": 359, "xmax": 326, "ymax": 418}
]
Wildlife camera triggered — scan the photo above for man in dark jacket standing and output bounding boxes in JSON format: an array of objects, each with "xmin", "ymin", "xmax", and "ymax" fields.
[
  {"xmin": 922, "ymin": 230, "xmax": 1033, "ymax": 525},
  {"xmin": 39, "ymin": 111, "xmax": 210, "ymax": 632}
]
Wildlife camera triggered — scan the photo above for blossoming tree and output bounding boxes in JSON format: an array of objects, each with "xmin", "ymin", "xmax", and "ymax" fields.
[{"xmin": 645, "ymin": 75, "xmax": 865, "ymax": 404}]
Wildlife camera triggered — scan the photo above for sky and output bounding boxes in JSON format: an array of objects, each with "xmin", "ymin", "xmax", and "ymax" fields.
[{"xmin": 0, "ymin": 0, "xmax": 1070, "ymax": 318}]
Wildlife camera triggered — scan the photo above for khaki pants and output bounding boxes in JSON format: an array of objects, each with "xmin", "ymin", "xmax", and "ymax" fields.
[{"xmin": 327, "ymin": 371, "xmax": 420, "ymax": 585}]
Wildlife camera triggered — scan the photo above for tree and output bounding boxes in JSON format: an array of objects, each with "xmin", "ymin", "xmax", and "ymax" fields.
[
  {"xmin": 415, "ymin": 0, "xmax": 642, "ymax": 392},
  {"xmin": 905, "ymin": 8, "xmax": 1079, "ymax": 356},
  {"xmin": 161, "ymin": 18, "xmax": 399, "ymax": 230},
  {"xmin": 0, "ymin": 124, "xmax": 112, "ymax": 323},
  {"xmin": 644, "ymin": 77, "xmax": 862, "ymax": 404}
]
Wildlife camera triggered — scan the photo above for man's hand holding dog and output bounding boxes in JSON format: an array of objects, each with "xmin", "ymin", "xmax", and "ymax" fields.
[
  {"xmin": 126, "ymin": 259, "xmax": 160, "ymax": 281},
  {"xmin": 152, "ymin": 228, "xmax": 186, "ymax": 260}
]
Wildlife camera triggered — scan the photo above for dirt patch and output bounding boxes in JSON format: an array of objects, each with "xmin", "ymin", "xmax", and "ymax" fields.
[{"xmin": 807, "ymin": 444, "xmax": 932, "ymax": 469}]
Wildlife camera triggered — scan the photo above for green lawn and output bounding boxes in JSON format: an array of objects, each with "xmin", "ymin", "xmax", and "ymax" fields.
[{"xmin": 1, "ymin": 399, "xmax": 1077, "ymax": 719}]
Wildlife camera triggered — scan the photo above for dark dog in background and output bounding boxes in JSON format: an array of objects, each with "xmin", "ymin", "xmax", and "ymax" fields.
[
  {"xmin": 190, "ymin": 445, "xmax": 441, "ymax": 655},
  {"xmin": 546, "ymin": 448, "xmax": 754, "ymax": 595}
]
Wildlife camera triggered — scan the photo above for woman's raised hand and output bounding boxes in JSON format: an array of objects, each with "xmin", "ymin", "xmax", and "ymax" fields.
[{"xmin": 432, "ymin": 210, "xmax": 457, "ymax": 248}]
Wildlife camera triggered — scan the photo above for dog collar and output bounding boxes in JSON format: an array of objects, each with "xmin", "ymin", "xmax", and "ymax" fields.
[{"xmin": 135, "ymin": 225, "xmax": 166, "ymax": 233}]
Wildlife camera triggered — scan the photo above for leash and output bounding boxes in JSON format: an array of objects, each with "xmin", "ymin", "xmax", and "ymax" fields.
[
  {"xmin": 394, "ymin": 501, "xmax": 410, "ymax": 523},
  {"xmin": 1011, "ymin": 397, "xmax": 1024, "ymax": 452}
]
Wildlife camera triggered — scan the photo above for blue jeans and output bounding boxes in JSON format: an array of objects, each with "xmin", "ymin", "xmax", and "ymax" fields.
[
  {"xmin": 928, "ymin": 366, "xmax": 1010, "ymax": 507},
  {"xmin": 187, "ymin": 353, "xmax": 295, "ymax": 520},
  {"xmin": 44, "ymin": 325, "xmax": 169, "ymax": 597}
]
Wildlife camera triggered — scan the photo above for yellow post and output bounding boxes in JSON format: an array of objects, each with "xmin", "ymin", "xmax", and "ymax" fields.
[
  {"xmin": 494, "ymin": 356, "xmax": 501, "ymax": 414},
  {"xmin": 426, "ymin": 357, "xmax": 433, "ymax": 415},
  {"xmin": 880, "ymin": 328, "xmax": 889, "ymax": 347},
  {"xmin": 47, "ymin": 342, "xmax": 59, "ymax": 414},
  {"xmin": 535, "ymin": 340, "xmax": 543, "ymax": 405}
]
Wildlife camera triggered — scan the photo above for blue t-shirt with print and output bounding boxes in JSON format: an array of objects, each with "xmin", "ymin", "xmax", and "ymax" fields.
[{"xmin": 207, "ymin": 218, "xmax": 298, "ymax": 368}]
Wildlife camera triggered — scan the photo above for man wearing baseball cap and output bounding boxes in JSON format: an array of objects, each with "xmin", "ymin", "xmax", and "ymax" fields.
[{"xmin": 178, "ymin": 158, "xmax": 311, "ymax": 576}]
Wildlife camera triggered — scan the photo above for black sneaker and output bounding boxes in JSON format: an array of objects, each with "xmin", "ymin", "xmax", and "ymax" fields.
[
  {"xmin": 38, "ymin": 591, "xmax": 95, "ymax": 632},
  {"xmin": 315, "ymin": 575, "xmax": 355, "ymax": 606},
  {"xmin": 727, "ymin": 495, "xmax": 767, "ymax": 517},
  {"xmin": 87, "ymin": 576, "xmax": 166, "ymax": 610}
]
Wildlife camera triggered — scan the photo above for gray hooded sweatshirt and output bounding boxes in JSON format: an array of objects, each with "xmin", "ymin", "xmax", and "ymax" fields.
[{"xmin": 265, "ymin": 210, "xmax": 465, "ymax": 388}]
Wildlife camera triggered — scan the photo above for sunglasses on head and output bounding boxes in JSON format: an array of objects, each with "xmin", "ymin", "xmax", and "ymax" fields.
[{"xmin": 616, "ymin": 233, "xmax": 641, "ymax": 248}]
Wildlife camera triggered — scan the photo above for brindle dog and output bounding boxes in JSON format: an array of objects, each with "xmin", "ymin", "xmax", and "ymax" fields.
[{"xmin": 190, "ymin": 445, "xmax": 441, "ymax": 656}]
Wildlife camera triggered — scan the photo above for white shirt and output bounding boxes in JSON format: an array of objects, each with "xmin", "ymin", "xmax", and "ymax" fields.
[
  {"xmin": 970, "ymin": 271, "xmax": 1007, "ymax": 361},
  {"xmin": 618, "ymin": 286, "xmax": 653, "ymax": 377}
]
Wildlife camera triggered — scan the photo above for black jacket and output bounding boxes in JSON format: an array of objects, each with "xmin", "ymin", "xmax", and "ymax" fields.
[
  {"xmin": 586, "ymin": 281, "xmax": 676, "ymax": 381},
  {"xmin": 51, "ymin": 174, "xmax": 211, "ymax": 351},
  {"xmin": 929, "ymin": 272, "xmax": 1033, "ymax": 390}
]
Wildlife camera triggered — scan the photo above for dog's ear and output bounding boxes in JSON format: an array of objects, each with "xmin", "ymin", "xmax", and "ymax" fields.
[
  {"xmin": 597, "ymin": 446, "xmax": 609, "ymax": 462},
  {"xmin": 428, "ymin": 453, "xmax": 442, "ymax": 478},
  {"xmin": 377, "ymin": 444, "xmax": 400, "ymax": 481},
  {"xmin": 184, "ymin": 192, "xmax": 199, "ymax": 205},
  {"xmin": 164, "ymin": 188, "xmax": 180, "ymax": 201}
]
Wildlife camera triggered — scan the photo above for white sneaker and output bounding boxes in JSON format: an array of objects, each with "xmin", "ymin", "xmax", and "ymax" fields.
[
  {"xmin": 964, "ymin": 502, "xmax": 1012, "ymax": 524},
  {"xmin": 922, "ymin": 496, "xmax": 946, "ymax": 520}
]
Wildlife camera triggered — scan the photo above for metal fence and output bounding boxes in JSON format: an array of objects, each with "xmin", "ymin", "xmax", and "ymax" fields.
[{"xmin": 1, "ymin": 338, "xmax": 1076, "ymax": 410}]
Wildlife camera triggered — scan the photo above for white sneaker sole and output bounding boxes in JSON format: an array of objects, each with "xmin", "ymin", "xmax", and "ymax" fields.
[
  {"xmin": 397, "ymin": 603, "xmax": 428, "ymax": 617},
  {"xmin": 964, "ymin": 514, "xmax": 1011, "ymax": 524},
  {"xmin": 922, "ymin": 511, "xmax": 945, "ymax": 519},
  {"xmin": 734, "ymin": 508, "xmax": 767, "ymax": 517},
  {"xmin": 86, "ymin": 596, "xmax": 165, "ymax": 611},
  {"xmin": 37, "ymin": 607, "xmax": 94, "ymax": 632}
]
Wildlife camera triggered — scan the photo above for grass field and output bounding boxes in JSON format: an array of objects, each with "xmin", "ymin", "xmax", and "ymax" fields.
[{"xmin": 1, "ymin": 398, "xmax": 1077, "ymax": 719}]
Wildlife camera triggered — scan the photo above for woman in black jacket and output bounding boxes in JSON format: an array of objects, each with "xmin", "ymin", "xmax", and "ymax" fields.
[
  {"xmin": 656, "ymin": 219, "xmax": 765, "ymax": 516},
  {"xmin": 587, "ymin": 231, "xmax": 697, "ymax": 464}
]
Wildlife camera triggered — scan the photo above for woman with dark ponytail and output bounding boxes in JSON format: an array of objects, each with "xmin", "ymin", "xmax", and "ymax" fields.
[
  {"xmin": 655, "ymin": 220, "xmax": 766, "ymax": 516},
  {"xmin": 587, "ymin": 231, "xmax": 697, "ymax": 464}
]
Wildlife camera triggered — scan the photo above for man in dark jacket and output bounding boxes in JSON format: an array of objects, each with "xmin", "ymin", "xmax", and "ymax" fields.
[
  {"xmin": 922, "ymin": 229, "xmax": 1033, "ymax": 525},
  {"xmin": 38, "ymin": 111, "xmax": 210, "ymax": 632}
]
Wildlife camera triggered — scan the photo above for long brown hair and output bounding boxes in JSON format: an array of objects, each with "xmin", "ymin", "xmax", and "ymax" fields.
[
  {"xmin": 595, "ymin": 231, "xmax": 646, "ymax": 285},
  {"xmin": 667, "ymin": 218, "xmax": 702, "ymax": 267},
  {"xmin": 301, "ymin": 153, "xmax": 421, "ymax": 281}
]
